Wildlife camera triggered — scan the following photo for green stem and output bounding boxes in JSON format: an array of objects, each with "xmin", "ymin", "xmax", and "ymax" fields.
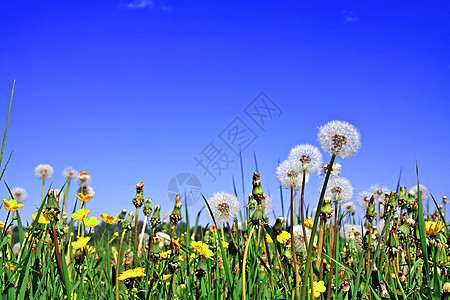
[
  {"xmin": 116, "ymin": 231, "xmax": 126, "ymax": 300},
  {"xmin": 51, "ymin": 222, "xmax": 67, "ymax": 293},
  {"xmin": 242, "ymin": 226, "xmax": 256, "ymax": 300},
  {"xmin": 300, "ymin": 153, "xmax": 336, "ymax": 300},
  {"xmin": 290, "ymin": 185, "xmax": 300, "ymax": 300}
]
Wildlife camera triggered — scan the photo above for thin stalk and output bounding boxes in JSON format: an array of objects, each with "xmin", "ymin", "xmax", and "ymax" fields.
[
  {"xmin": 51, "ymin": 222, "xmax": 66, "ymax": 293},
  {"xmin": 290, "ymin": 184, "xmax": 300, "ymax": 300},
  {"xmin": 300, "ymin": 171, "xmax": 309, "ymax": 251},
  {"xmin": 134, "ymin": 208, "xmax": 139, "ymax": 257},
  {"xmin": 62, "ymin": 180, "xmax": 71, "ymax": 216},
  {"xmin": 116, "ymin": 231, "xmax": 126, "ymax": 300},
  {"xmin": 300, "ymin": 153, "xmax": 336, "ymax": 300},
  {"xmin": 326, "ymin": 201, "xmax": 338, "ymax": 300},
  {"xmin": 242, "ymin": 225, "xmax": 256, "ymax": 300},
  {"xmin": 260, "ymin": 221, "xmax": 275, "ymax": 296},
  {"xmin": 137, "ymin": 217, "xmax": 147, "ymax": 256},
  {"xmin": 316, "ymin": 218, "xmax": 325, "ymax": 280}
]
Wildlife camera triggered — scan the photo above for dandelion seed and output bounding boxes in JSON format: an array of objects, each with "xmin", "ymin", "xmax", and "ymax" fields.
[
  {"xmin": 318, "ymin": 120, "xmax": 360, "ymax": 158},
  {"xmin": 288, "ymin": 144, "xmax": 322, "ymax": 174},
  {"xmin": 324, "ymin": 177, "xmax": 353, "ymax": 203},
  {"xmin": 318, "ymin": 163, "xmax": 342, "ymax": 178},
  {"xmin": 292, "ymin": 225, "xmax": 312, "ymax": 252},
  {"xmin": 78, "ymin": 186, "xmax": 95, "ymax": 196},
  {"xmin": 206, "ymin": 192, "xmax": 240, "ymax": 224},
  {"xmin": 343, "ymin": 202, "xmax": 355, "ymax": 215},
  {"xmin": 11, "ymin": 187, "xmax": 27, "ymax": 203},
  {"xmin": 77, "ymin": 171, "xmax": 91, "ymax": 186},
  {"xmin": 276, "ymin": 160, "xmax": 309, "ymax": 190},
  {"xmin": 357, "ymin": 190, "xmax": 372, "ymax": 208},
  {"xmin": 261, "ymin": 195, "xmax": 273, "ymax": 216},
  {"xmin": 62, "ymin": 167, "xmax": 78, "ymax": 180},
  {"xmin": 369, "ymin": 185, "xmax": 389, "ymax": 203},
  {"xmin": 35, "ymin": 164, "xmax": 53, "ymax": 179},
  {"xmin": 409, "ymin": 184, "xmax": 430, "ymax": 201}
]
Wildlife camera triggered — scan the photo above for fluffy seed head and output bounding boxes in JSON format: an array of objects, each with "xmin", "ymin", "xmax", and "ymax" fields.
[
  {"xmin": 324, "ymin": 177, "xmax": 353, "ymax": 203},
  {"xmin": 409, "ymin": 184, "xmax": 430, "ymax": 201},
  {"xmin": 207, "ymin": 192, "xmax": 240, "ymax": 224},
  {"xmin": 288, "ymin": 144, "xmax": 322, "ymax": 174},
  {"xmin": 357, "ymin": 190, "xmax": 372, "ymax": 208},
  {"xmin": 11, "ymin": 187, "xmax": 27, "ymax": 203},
  {"xmin": 292, "ymin": 225, "xmax": 312, "ymax": 252},
  {"xmin": 318, "ymin": 120, "xmax": 360, "ymax": 158},
  {"xmin": 343, "ymin": 201, "xmax": 355, "ymax": 214},
  {"xmin": 261, "ymin": 195, "xmax": 273, "ymax": 216},
  {"xmin": 318, "ymin": 163, "xmax": 342, "ymax": 178},
  {"xmin": 369, "ymin": 185, "xmax": 389, "ymax": 203},
  {"xmin": 63, "ymin": 167, "xmax": 78, "ymax": 180},
  {"xmin": 276, "ymin": 160, "xmax": 309, "ymax": 190},
  {"xmin": 35, "ymin": 164, "xmax": 53, "ymax": 180}
]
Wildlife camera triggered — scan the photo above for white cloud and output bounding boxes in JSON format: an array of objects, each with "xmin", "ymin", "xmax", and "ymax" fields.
[
  {"xmin": 128, "ymin": 0, "xmax": 153, "ymax": 8},
  {"xmin": 342, "ymin": 10, "xmax": 358, "ymax": 23}
]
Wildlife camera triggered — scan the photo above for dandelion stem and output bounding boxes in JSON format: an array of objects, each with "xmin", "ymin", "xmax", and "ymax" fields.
[
  {"xmin": 326, "ymin": 201, "xmax": 338, "ymax": 300},
  {"xmin": 290, "ymin": 184, "xmax": 300, "ymax": 300},
  {"xmin": 242, "ymin": 225, "xmax": 255, "ymax": 300},
  {"xmin": 260, "ymin": 220, "xmax": 275, "ymax": 297},
  {"xmin": 116, "ymin": 231, "xmax": 126, "ymax": 300},
  {"xmin": 51, "ymin": 222, "xmax": 67, "ymax": 293}
]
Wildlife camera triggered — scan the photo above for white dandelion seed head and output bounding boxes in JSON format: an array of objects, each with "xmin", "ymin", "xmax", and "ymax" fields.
[
  {"xmin": 318, "ymin": 120, "xmax": 361, "ymax": 158},
  {"xmin": 207, "ymin": 192, "xmax": 240, "ymax": 224},
  {"xmin": 288, "ymin": 144, "xmax": 322, "ymax": 174},
  {"xmin": 409, "ymin": 184, "xmax": 430, "ymax": 201},
  {"xmin": 261, "ymin": 195, "xmax": 273, "ymax": 216},
  {"xmin": 276, "ymin": 160, "xmax": 309, "ymax": 190},
  {"xmin": 443, "ymin": 196, "xmax": 448, "ymax": 204},
  {"xmin": 324, "ymin": 177, "xmax": 353, "ymax": 203},
  {"xmin": 369, "ymin": 185, "xmax": 389, "ymax": 203},
  {"xmin": 13, "ymin": 242, "xmax": 21, "ymax": 254},
  {"xmin": 357, "ymin": 190, "xmax": 372, "ymax": 208},
  {"xmin": 77, "ymin": 172, "xmax": 91, "ymax": 186},
  {"xmin": 292, "ymin": 225, "xmax": 312, "ymax": 252},
  {"xmin": 63, "ymin": 167, "xmax": 78, "ymax": 180},
  {"xmin": 318, "ymin": 163, "xmax": 342, "ymax": 178},
  {"xmin": 78, "ymin": 186, "xmax": 95, "ymax": 196},
  {"xmin": 343, "ymin": 202, "xmax": 355, "ymax": 214},
  {"xmin": 11, "ymin": 187, "xmax": 27, "ymax": 203},
  {"xmin": 156, "ymin": 232, "xmax": 171, "ymax": 246},
  {"xmin": 35, "ymin": 164, "xmax": 53, "ymax": 180}
]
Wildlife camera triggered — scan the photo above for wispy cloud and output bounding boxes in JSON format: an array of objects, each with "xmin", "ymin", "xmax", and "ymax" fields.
[
  {"xmin": 342, "ymin": 10, "xmax": 358, "ymax": 23},
  {"xmin": 128, "ymin": 0, "xmax": 153, "ymax": 9}
]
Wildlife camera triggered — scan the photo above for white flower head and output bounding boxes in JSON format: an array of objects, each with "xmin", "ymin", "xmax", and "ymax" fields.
[
  {"xmin": 369, "ymin": 185, "xmax": 389, "ymax": 203},
  {"xmin": 207, "ymin": 192, "xmax": 240, "ymax": 224},
  {"xmin": 324, "ymin": 177, "xmax": 353, "ymax": 203},
  {"xmin": 11, "ymin": 187, "xmax": 27, "ymax": 203},
  {"xmin": 77, "ymin": 171, "xmax": 91, "ymax": 186},
  {"xmin": 35, "ymin": 164, "xmax": 53, "ymax": 179},
  {"xmin": 63, "ymin": 167, "xmax": 78, "ymax": 180},
  {"xmin": 409, "ymin": 184, "xmax": 430, "ymax": 201},
  {"xmin": 318, "ymin": 163, "xmax": 342, "ymax": 178},
  {"xmin": 318, "ymin": 120, "xmax": 361, "ymax": 158},
  {"xmin": 357, "ymin": 190, "xmax": 372, "ymax": 208},
  {"xmin": 262, "ymin": 195, "xmax": 273, "ymax": 216},
  {"xmin": 343, "ymin": 201, "xmax": 355, "ymax": 214},
  {"xmin": 292, "ymin": 225, "xmax": 312, "ymax": 252},
  {"xmin": 288, "ymin": 144, "xmax": 322, "ymax": 174},
  {"xmin": 276, "ymin": 160, "xmax": 309, "ymax": 190},
  {"xmin": 78, "ymin": 186, "xmax": 95, "ymax": 196}
]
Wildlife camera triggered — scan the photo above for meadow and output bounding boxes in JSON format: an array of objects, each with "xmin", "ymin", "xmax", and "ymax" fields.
[{"xmin": 1, "ymin": 84, "xmax": 449, "ymax": 300}]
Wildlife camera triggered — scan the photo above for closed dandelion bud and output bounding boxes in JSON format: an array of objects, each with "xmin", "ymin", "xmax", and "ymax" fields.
[
  {"xmin": 118, "ymin": 209, "xmax": 127, "ymax": 222},
  {"xmin": 388, "ymin": 229, "xmax": 399, "ymax": 252},
  {"xmin": 406, "ymin": 192, "xmax": 415, "ymax": 210},
  {"xmin": 366, "ymin": 196, "xmax": 376, "ymax": 221},
  {"xmin": 170, "ymin": 195, "xmax": 182, "ymax": 224},
  {"xmin": 45, "ymin": 189, "xmax": 60, "ymax": 221},
  {"xmin": 437, "ymin": 242, "xmax": 448, "ymax": 263},
  {"xmin": 133, "ymin": 182, "xmax": 144, "ymax": 208},
  {"xmin": 387, "ymin": 192, "xmax": 397, "ymax": 208},
  {"xmin": 398, "ymin": 218, "xmax": 415, "ymax": 235},
  {"xmin": 161, "ymin": 214, "xmax": 169, "ymax": 233},
  {"xmin": 195, "ymin": 257, "xmax": 208, "ymax": 278},
  {"xmin": 251, "ymin": 173, "xmax": 264, "ymax": 205},
  {"xmin": 398, "ymin": 187, "xmax": 407, "ymax": 205},
  {"xmin": 320, "ymin": 196, "xmax": 333, "ymax": 219},
  {"xmin": 143, "ymin": 198, "xmax": 152, "ymax": 217},
  {"xmin": 272, "ymin": 217, "xmax": 283, "ymax": 236},
  {"xmin": 248, "ymin": 195, "xmax": 256, "ymax": 210},
  {"xmin": 348, "ymin": 230, "xmax": 358, "ymax": 254},
  {"xmin": 122, "ymin": 212, "xmax": 134, "ymax": 231},
  {"xmin": 250, "ymin": 205, "xmax": 265, "ymax": 225},
  {"xmin": 150, "ymin": 206, "xmax": 161, "ymax": 228}
]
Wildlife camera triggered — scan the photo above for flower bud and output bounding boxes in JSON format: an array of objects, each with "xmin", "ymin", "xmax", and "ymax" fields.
[
  {"xmin": 122, "ymin": 212, "xmax": 134, "ymax": 231},
  {"xmin": 133, "ymin": 182, "xmax": 144, "ymax": 208},
  {"xmin": 143, "ymin": 198, "xmax": 152, "ymax": 217},
  {"xmin": 170, "ymin": 195, "xmax": 182, "ymax": 224}
]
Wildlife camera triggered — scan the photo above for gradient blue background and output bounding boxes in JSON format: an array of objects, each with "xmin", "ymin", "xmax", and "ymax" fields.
[{"xmin": 1, "ymin": 0, "xmax": 449, "ymax": 225}]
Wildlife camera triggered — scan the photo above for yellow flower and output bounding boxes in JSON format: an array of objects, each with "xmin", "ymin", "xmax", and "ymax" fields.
[
  {"xmin": 160, "ymin": 250, "xmax": 172, "ymax": 260},
  {"xmin": 4, "ymin": 263, "xmax": 21, "ymax": 271},
  {"xmin": 277, "ymin": 231, "xmax": 291, "ymax": 244},
  {"xmin": 3, "ymin": 199, "xmax": 24, "ymax": 212},
  {"xmin": 201, "ymin": 247, "xmax": 214, "ymax": 260},
  {"xmin": 83, "ymin": 216, "xmax": 100, "ymax": 227},
  {"xmin": 71, "ymin": 209, "xmax": 90, "ymax": 221},
  {"xmin": 425, "ymin": 221, "xmax": 445, "ymax": 235},
  {"xmin": 309, "ymin": 280, "xmax": 326, "ymax": 297},
  {"xmin": 190, "ymin": 253, "xmax": 197, "ymax": 260},
  {"xmin": 219, "ymin": 241, "xmax": 229, "ymax": 249},
  {"xmin": 179, "ymin": 254, "xmax": 185, "ymax": 261},
  {"xmin": 32, "ymin": 212, "xmax": 50, "ymax": 224},
  {"xmin": 72, "ymin": 236, "xmax": 90, "ymax": 250},
  {"xmin": 0, "ymin": 220, "xmax": 10, "ymax": 232},
  {"xmin": 304, "ymin": 218, "xmax": 313, "ymax": 228},
  {"xmin": 118, "ymin": 267, "xmax": 145, "ymax": 280},
  {"xmin": 76, "ymin": 193, "xmax": 93, "ymax": 203},
  {"xmin": 99, "ymin": 213, "xmax": 121, "ymax": 224},
  {"xmin": 191, "ymin": 240, "xmax": 204, "ymax": 253},
  {"xmin": 162, "ymin": 274, "xmax": 172, "ymax": 286},
  {"xmin": 210, "ymin": 225, "xmax": 217, "ymax": 232},
  {"xmin": 266, "ymin": 234, "xmax": 273, "ymax": 243}
]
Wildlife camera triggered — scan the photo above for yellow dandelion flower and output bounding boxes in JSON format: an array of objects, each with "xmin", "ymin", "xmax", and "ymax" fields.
[
  {"xmin": 100, "ymin": 213, "xmax": 121, "ymax": 224},
  {"xmin": 210, "ymin": 225, "xmax": 217, "ymax": 232},
  {"xmin": 191, "ymin": 240, "xmax": 204, "ymax": 253},
  {"xmin": 219, "ymin": 241, "xmax": 229, "ymax": 249},
  {"xmin": 3, "ymin": 199, "xmax": 24, "ymax": 212},
  {"xmin": 71, "ymin": 209, "xmax": 90, "ymax": 221},
  {"xmin": 425, "ymin": 221, "xmax": 445, "ymax": 235},
  {"xmin": 0, "ymin": 220, "xmax": 10, "ymax": 232},
  {"xmin": 76, "ymin": 193, "xmax": 93, "ymax": 203},
  {"xmin": 277, "ymin": 231, "xmax": 291, "ymax": 244},
  {"xmin": 83, "ymin": 216, "xmax": 100, "ymax": 227},
  {"xmin": 118, "ymin": 267, "xmax": 145, "ymax": 280},
  {"xmin": 32, "ymin": 212, "xmax": 50, "ymax": 224},
  {"xmin": 304, "ymin": 218, "xmax": 313, "ymax": 228},
  {"xmin": 266, "ymin": 234, "xmax": 273, "ymax": 243},
  {"xmin": 190, "ymin": 253, "xmax": 198, "ymax": 260},
  {"xmin": 309, "ymin": 280, "xmax": 326, "ymax": 297},
  {"xmin": 160, "ymin": 250, "xmax": 172, "ymax": 260},
  {"xmin": 72, "ymin": 236, "xmax": 90, "ymax": 250}
]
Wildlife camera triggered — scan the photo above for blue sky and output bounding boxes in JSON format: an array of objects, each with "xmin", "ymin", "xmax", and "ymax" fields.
[{"xmin": 1, "ymin": 0, "xmax": 449, "ymax": 226}]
